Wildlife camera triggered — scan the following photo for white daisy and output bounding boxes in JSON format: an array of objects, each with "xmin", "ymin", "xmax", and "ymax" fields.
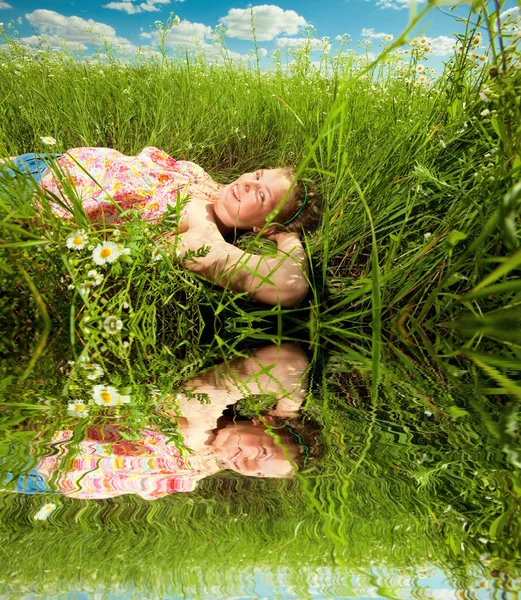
[
  {"xmin": 40, "ymin": 136, "xmax": 56, "ymax": 146},
  {"xmin": 67, "ymin": 400, "xmax": 89, "ymax": 418},
  {"xmin": 87, "ymin": 269, "xmax": 104, "ymax": 286},
  {"xmin": 66, "ymin": 231, "xmax": 88, "ymax": 250},
  {"xmin": 92, "ymin": 241, "xmax": 121, "ymax": 266},
  {"xmin": 151, "ymin": 246, "xmax": 162, "ymax": 262},
  {"xmin": 34, "ymin": 503, "xmax": 56, "ymax": 520},
  {"xmin": 92, "ymin": 385, "xmax": 131, "ymax": 406},
  {"xmin": 103, "ymin": 316, "xmax": 123, "ymax": 335}
]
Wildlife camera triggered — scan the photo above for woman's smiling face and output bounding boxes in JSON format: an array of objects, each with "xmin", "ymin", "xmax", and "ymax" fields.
[
  {"xmin": 212, "ymin": 420, "xmax": 298, "ymax": 478},
  {"xmin": 214, "ymin": 168, "xmax": 293, "ymax": 230}
]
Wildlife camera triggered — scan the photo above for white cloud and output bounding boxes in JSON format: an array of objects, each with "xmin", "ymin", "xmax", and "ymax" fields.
[
  {"xmin": 360, "ymin": 27, "xmax": 390, "ymax": 40},
  {"xmin": 16, "ymin": 15, "xmax": 22, "ymax": 24},
  {"xmin": 103, "ymin": 2, "xmax": 141, "ymax": 14},
  {"xmin": 275, "ymin": 37, "xmax": 325, "ymax": 49},
  {"xmin": 258, "ymin": 47, "xmax": 268, "ymax": 57},
  {"xmin": 498, "ymin": 6, "xmax": 520, "ymax": 30},
  {"xmin": 25, "ymin": 9, "xmax": 135, "ymax": 49},
  {"xmin": 20, "ymin": 34, "xmax": 88, "ymax": 50},
  {"xmin": 0, "ymin": 1, "xmax": 12, "ymax": 8},
  {"xmin": 219, "ymin": 5, "xmax": 307, "ymax": 41},
  {"xmin": 103, "ymin": 0, "xmax": 182, "ymax": 15},
  {"xmin": 376, "ymin": 0, "xmax": 426, "ymax": 10},
  {"xmin": 423, "ymin": 35, "xmax": 455, "ymax": 56},
  {"xmin": 140, "ymin": 19, "xmax": 212, "ymax": 46}
]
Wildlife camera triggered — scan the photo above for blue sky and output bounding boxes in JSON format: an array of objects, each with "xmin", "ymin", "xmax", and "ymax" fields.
[{"xmin": 1, "ymin": 0, "xmax": 519, "ymax": 71}]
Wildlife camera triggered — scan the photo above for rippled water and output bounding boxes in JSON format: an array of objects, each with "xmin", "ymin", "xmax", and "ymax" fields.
[{"xmin": 1, "ymin": 340, "xmax": 520, "ymax": 598}]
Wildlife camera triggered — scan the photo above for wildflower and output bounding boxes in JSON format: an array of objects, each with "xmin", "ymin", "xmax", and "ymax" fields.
[
  {"xmin": 430, "ymin": 68, "xmax": 436, "ymax": 74},
  {"xmin": 420, "ymin": 37, "xmax": 427, "ymax": 44},
  {"xmin": 424, "ymin": 232, "xmax": 432, "ymax": 240},
  {"xmin": 92, "ymin": 241, "xmax": 121, "ymax": 265},
  {"xmin": 478, "ymin": 537, "xmax": 489, "ymax": 544},
  {"xmin": 418, "ymin": 75, "xmax": 427, "ymax": 83},
  {"xmin": 92, "ymin": 385, "xmax": 130, "ymax": 406},
  {"xmin": 40, "ymin": 136, "xmax": 56, "ymax": 146},
  {"xmin": 151, "ymin": 246, "xmax": 162, "ymax": 262},
  {"xmin": 111, "ymin": 229, "xmax": 121, "ymax": 238},
  {"xmin": 68, "ymin": 399, "xmax": 89, "ymax": 417},
  {"xmin": 479, "ymin": 86, "xmax": 492, "ymax": 102},
  {"xmin": 34, "ymin": 503, "xmax": 56, "ymax": 521},
  {"xmin": 103, "ymin": 315, "xmax": 123, "ymax": 335},
  {"xmin": 80, "ymin": 280, "xmax": 95, "ymax": 295},
  {"xmin": 87, "ymin": 269, "xmax": 104, "ymax": 286},
  {"xmin": 480, "ymin": 108, "xmax": 491, "ymax": 117},
  {"xmin": 86, "ymin": 364, "xmax": 104, "ymax": 380},
  {"xmin": 416, "ymin": 64, "xmax": 425, "ymax": 72},
  {"xmin": 116, "ymin": 245, "xmax": 131, "ymax": 256},
  {"xmin": 440, "ymin": 139, "xmax": 446, "ymax": 148},
  {"xmin": 412, "ymin": 38, "xmax": 419, "ymax": 45},
  {"xmin": 385, "ymin": 34, "xmax": 393, "ymax": 41},
  {"xmin": 66, "ymin": 231, "xmax": 88, "ymax": 250}
]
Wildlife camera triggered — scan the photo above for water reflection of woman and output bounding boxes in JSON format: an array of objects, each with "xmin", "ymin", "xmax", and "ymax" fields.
[{"xmin": 34, "ymin": 343, "xmax": 311, "ymax": 500}]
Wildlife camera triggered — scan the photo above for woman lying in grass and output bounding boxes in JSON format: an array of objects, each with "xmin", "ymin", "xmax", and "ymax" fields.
[{"xmin": 1, "ymin": 148, "xmax": 319, "ymax": 307}]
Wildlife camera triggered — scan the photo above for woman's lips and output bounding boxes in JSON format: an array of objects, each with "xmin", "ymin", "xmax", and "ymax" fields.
[{"xmin": 231, "ymin": 184, "xmax": 240, "ymax": 201}]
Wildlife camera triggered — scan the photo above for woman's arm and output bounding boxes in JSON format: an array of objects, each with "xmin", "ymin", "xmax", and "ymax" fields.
[{"xmin": 178, "ymin": 228, "xmax": 309, "ymax": 308}]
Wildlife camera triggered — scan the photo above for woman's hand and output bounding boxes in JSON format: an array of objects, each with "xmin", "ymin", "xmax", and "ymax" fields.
[{"xmin": 175, "ymin": 224, "xmax": 309, "ymax": 308}]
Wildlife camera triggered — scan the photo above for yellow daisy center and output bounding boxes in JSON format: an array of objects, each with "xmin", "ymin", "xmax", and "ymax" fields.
[
  {"xmin": 73, "ymin": 237, "xmax": 83, "ymax": 245},
  {"xmin": 74, "ymin": 404, "xmax": 85, "ymax": 411},
  {"xmin": 100, "ymin": 392, "xmax": 112, "ymax": 403},
  {"xmin": 100, "ymin": 248, "xmax": 112, "ymax": 259}
]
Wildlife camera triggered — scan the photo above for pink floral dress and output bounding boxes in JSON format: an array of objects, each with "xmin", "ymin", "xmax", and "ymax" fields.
[
  {"xmin": 40, "ymin": 147, "xmax": 206, "ymax": 224},
  {"xmin": 37, "ymin": 427, "xmax": 207, "ymax": 500}
]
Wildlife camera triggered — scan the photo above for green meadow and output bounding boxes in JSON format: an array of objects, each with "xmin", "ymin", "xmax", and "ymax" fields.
[{"xmin": 1, "ymin": 1, "xmax": 521, "ymax": 596}]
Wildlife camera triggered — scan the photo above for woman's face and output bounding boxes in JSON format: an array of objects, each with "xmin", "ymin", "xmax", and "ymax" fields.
[
  {"xmin": 212, "ymin": 420, "xmax": 299, "ymax": 478},
  {"xmin": 214, "ymin": 168, "xmax": 293, "ymax": 230}
]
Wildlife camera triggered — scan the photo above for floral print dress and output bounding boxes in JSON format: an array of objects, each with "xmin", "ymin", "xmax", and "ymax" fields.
[
  {"xmin": 37, "ymin": 427, "xmax": 208, "ymax": 500},
  {"xmin": 40, "ymin": 147, "xmax": 206, "ymax": 225}
]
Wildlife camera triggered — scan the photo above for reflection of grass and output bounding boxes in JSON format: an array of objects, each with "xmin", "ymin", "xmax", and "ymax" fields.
[{"xmin": 0, "ymin": 344, "xmax": 520, "ymax": 595}]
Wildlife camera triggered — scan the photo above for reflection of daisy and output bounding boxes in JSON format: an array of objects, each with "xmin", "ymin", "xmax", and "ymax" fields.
[
  {"xmin": 92, "ymin": 385, "xmax": 130, "ymax": 406},
  {"xmin": 103, "ymin": 316, "xmax": 123, "ymax": 335},
  {"xmin": 34, "ymin": 503, "xmax": 56, "ymax": 520},
  {"xmin": 40, "ymin": 136, "xmax": 56, "ymax": 146},
  {"xmin": 66, "ymin": 231, "xmax": 88, "ymax": 250},
  {"xmin": 68, "ymin": 400, "xmax": 89, "ymax": 418},
  {"xmin": 92, "ymin": 241, "xmax": 121, "ymax": 266}
]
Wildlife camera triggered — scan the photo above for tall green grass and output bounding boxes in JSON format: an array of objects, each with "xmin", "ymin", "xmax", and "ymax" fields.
[{"xmin": 1, "ymin": 2, "xmax": 520, "ymax": 391}]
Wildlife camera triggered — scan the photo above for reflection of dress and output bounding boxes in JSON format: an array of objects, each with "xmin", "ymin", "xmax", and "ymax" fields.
[
  {"xmin": 41, "ymin": 147, "xmax": 205, "ymax": 224},
  {"xmin": 37, "ymin": 427, "xmax": 206, "ymax": 500}
]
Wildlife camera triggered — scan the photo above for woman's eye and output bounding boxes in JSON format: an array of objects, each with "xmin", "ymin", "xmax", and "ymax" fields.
[
  {"xmin": 260, "ymin": 191, "xmax": 265, "ymax": 202},
  {"xmin": 255, "ymin": 172, "xmax": 260, "ymax": 180}
]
